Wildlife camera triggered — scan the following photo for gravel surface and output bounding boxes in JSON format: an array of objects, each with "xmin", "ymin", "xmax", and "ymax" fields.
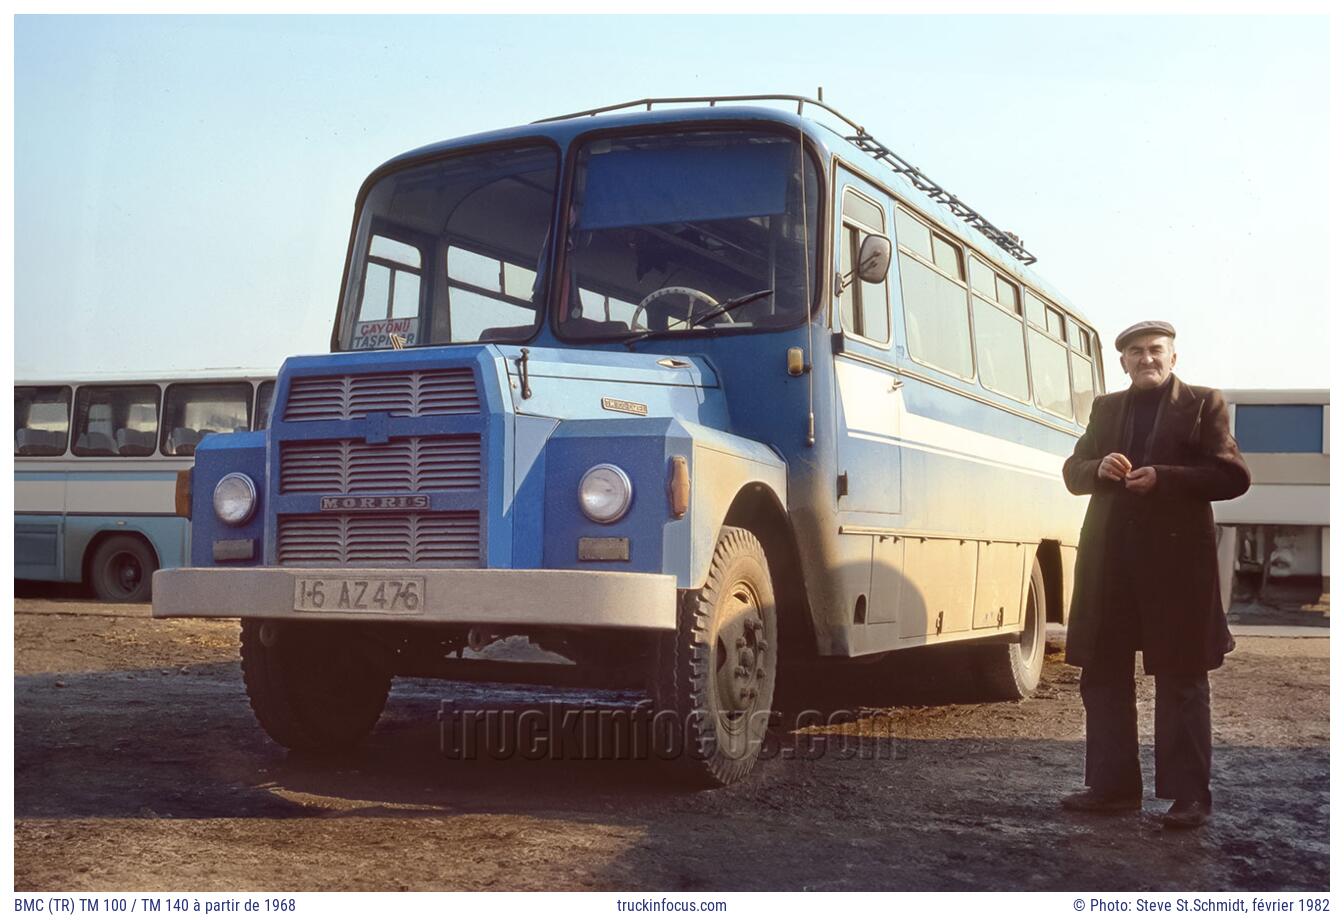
[{"xmin": 13, "ymin": 598, "xmax": 1329, "ymax": 892}]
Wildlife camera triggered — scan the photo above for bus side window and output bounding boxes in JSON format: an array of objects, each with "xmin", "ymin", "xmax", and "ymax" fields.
[
  {"xmin": 162, "ymin": 382, "xmax": 253, "ymax": 456},
  {"xmin": 896, "ymin": 208, "xmax": 973, "ymax": 379},
  {"xmin": 1027, "ymin": 305, "xmax": 1074, "ymax": 420},
  {"xmin": 73, "ymin": 385, "xmax": 160, "ymax": 457},
  {"xmin": 970, "ymin": 257, "xmax": 1029, "ymax": 403},
  {"xmin": 839, "ymin": 189, "xmax": 890, "ymax": 344},
  {"xmin": 15, "ymin": 386, "xmax": 72, "ymax": 456},
  {"xmin": 1066, "ymin": 317, "xmax": 1097, "ymax": 424},
  {"xmin": 255, "ymin": 380, "xmax": 276, "ymax": 430}
]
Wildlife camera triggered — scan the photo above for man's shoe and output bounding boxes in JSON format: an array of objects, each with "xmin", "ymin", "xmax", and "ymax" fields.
[
  {"xmin": 1161, "ymin": 799, "xmax": 1211, "ymax": 830},
  {"xmin": 1061, "ymin": 788, "xmax": 1142, "ymax": 813}
]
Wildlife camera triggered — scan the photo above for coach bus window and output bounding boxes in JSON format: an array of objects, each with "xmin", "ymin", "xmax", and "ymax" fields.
[
  {"xmin": 839, "ymin": 190, "xmax": 890, "ymax": 344},
  {"xmin": 898, "ymin": 216, "xmax": 973, "ymax": 379},
  {"xmin": 254, "ymin": 381, "xmax": 275, "ymax": 430},
  {"xmin": 338, "ymin": 144, "xmax": 558, "ymax": 350},
  {"xmin": 1045, "ymin": 306, "xmax": 1065, "ymax": 340},
  {"xmin": 1024, "ymin": 290, "xmax": 1047, "ymax": 329},
  {"xmin": 894, "ymin": 207, "xmax": 933, "ymax": 262},
  {"xmin": 971, "ymin": 260, "xmax": 1029, "ymax": 402},
  {"xmin": 560, "ymin": 130, "xmax": 820, "ymax": 341},
  {"xmin": 1028, "ymin": 329, "xmax": 1072, "ymax": 419},
  {"xmin": 1070, "ymin": 352, "xmax": 1096, "ymax": 424},
  {"xmin": 161, "ymin": 383, "xmax": 252, "ymax": 456},
  {"xmin": 15, "ymin": 386, "xmax": 72, "ymax": 456},
  {"xmin": 931, "ymin": 235, "xmax": 961, "ymax": 278},
  {"xmin": 73, "ymin": 385, "xmax": 160, "ymax": 457}
]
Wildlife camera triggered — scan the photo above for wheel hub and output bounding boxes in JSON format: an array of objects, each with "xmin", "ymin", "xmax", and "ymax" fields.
[{"xmin": 715, "ymin": 584, "xmax": 768, "ymax": 720}]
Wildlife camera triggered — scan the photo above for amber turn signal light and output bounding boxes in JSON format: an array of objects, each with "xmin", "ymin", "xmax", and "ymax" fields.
[
  {"xmin": 175, "ymin": 469, "xmax": 193, "ymax": 519},
  {"xmin": 668, "ymin": 455, "xmax": 689, "ymax": 518}
]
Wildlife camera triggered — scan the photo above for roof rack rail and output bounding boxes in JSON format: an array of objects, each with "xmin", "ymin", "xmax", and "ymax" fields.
[{"xmin": 535, "ymin": 94, "xmax": 1037, "ymax": 266}]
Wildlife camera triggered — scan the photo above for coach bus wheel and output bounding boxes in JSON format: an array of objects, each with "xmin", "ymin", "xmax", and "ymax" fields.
[
  {"xmin": 89, "ymin": 535, "xmax": 155, "ymax": 603},
  {"xmin": 654, "ymin": 526, "xmax": 778, "ymax": 787},
  {"xmin": 240, "ymin": 620, "xmax": 391, "ymax": 753},
  {"xmin": 976, "ymin": 556, "xmax": 1047, "ymax": 700}
]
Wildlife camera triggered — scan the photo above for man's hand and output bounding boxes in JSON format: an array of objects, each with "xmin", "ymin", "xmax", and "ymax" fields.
[
  {"xmin": 1097, "ymin": 452, "xmax": 1133, "ymax": 482},
  {"xmin": 1124, "ymin": 466, "xmax": 1158, "ymax": 495}
]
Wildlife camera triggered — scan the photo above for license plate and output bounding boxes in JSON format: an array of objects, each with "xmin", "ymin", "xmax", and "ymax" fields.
[{"xmin": 293, "ymin": 577, "xmax": 425, "ymax": 614}]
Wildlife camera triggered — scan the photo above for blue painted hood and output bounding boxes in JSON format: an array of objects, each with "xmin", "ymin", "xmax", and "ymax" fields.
[{"xmin": 493, "ymin": 344, "xmax": 718, "ymax": 389}]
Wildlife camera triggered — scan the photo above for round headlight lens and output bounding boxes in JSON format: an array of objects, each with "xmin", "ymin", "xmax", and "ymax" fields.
[
  {"xmin": 578, "ymin": 464, "xmax": 633, "ymax": 523},
  {"xmin": 213, "ymin": 473, "xmax": 257, "ymax": 525}
]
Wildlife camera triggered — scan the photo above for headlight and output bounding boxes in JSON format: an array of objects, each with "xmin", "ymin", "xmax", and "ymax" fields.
[
  {"xmin": 578, "ymin": 464, "xmax": 632, "ymax": 523},
  {"xmin": 213, "ymin": 473, "xmax": 257, "ymax": 525}
]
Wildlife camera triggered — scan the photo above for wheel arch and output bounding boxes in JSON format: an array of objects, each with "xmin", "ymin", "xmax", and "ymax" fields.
[
  {"xmin": 721, "ymin": 483, "xmax": 816, "ymax": 660},
  {"xmin": 1036, "ymin": 539, "xmax": 1064, "ymax": 625}
]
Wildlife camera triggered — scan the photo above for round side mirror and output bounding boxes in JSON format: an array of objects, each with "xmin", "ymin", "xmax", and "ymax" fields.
[{"xmin": 857, "ymin": 234, "xmax": 892, "ymax": 284}]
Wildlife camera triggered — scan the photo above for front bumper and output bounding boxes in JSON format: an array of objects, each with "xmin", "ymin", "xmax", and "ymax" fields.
[{"xmin": 151, "ymin": 567, "xmax": 677, "ymax": 629}]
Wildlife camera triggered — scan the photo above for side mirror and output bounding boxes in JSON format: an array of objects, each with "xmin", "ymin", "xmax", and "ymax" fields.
[{"xmin": 856, "ymin": 234, "xmax": 892, "ymax": 284}]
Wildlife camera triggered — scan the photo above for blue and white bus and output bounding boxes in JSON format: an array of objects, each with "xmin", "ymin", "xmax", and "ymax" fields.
[
  {"xmin": 153, "ymin": 96, "xmax": 1103, "ymax": 784},
  {"xmin": 15, "ymin": 371, "xmax": 275, "ymax": 601}
]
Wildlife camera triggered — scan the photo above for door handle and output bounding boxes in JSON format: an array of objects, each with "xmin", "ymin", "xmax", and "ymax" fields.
[{"xmin": 890, "ymin": 378, "xmax": 904, "ymax": 391}]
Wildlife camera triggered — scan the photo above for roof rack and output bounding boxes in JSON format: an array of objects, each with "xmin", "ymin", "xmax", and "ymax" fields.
[{"xmin": 535, "ymin": 94, "xmax": 1037, "ymax": 266}]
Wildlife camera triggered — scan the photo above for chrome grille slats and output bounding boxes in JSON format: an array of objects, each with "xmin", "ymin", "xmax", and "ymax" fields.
[
  {"xmin": 277, "ymin": 512, "xmax": 480, "ymax": 567},
  {"xmin": 283, "ymin": 367, "xmax": 479, "ymax": 421},
  {"xmin": 279, "ymin": 436, "xmax": 480, "ymax": 494}
]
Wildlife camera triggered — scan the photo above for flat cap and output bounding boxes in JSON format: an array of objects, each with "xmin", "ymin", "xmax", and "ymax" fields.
[{"xmin": 1115, "ymin": 320, "xmax": 1176, "ymax": 351}]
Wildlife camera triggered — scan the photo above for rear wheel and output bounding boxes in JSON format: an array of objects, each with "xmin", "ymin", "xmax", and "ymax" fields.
[
  {"xmin": 240, "ymin": 620, "xmax": 391, "ymax": 752},
  {"xmin": 653, "ymin": 527, "xmax": 777, "ymax": 786},
  {"xmin": 976, "ymin": 556, "xmax": 1047, "ymax": 700},
  {"xmin": 89, "ymin": 535, "xmax": 155, "ymax": 603}
]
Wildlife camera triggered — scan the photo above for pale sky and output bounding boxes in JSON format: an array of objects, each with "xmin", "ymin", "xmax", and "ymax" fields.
[{"xmin": 13, "ymin": 14, "xmax": 1331, "ymax": 391}]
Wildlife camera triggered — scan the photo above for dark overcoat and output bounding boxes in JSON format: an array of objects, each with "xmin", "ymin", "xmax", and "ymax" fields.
[{"xmin": 1063, "ymin": 375, "xmax": 1251, "ymax": 674}]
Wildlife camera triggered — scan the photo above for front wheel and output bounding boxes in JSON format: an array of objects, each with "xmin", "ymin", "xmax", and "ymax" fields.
[
  {"xmin": 653, "ymin": 527, "xmax": 778, "ymax": 786},
  {"xmin": 975, "ymin": 556, "xmax": 1047, "ymax": 700},
  {"xmin": 240, "ymin": 620, "xmax": 391, "ymax": 752}
]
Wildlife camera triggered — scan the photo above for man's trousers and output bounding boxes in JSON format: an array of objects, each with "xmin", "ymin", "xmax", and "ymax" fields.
[{"xmin": 1080, "ymin": 641, "xmax": 1213, "ymax": 803}]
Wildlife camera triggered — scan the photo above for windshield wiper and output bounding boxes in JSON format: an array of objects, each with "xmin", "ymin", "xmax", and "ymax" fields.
[{"xmin": 621, "ymin": 288, "xmax": 774, "ymax": 349}]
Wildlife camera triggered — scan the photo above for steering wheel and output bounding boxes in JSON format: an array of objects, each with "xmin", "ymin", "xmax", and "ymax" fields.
[{"xmin": 630, "ymin": 286, "xmax": 717, "ymax": 332}]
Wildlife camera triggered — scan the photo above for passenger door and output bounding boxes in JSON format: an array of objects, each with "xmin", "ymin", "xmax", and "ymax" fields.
[{"xmin": 831, "ymin": 169, "xmax": 903, "ymax": 625}]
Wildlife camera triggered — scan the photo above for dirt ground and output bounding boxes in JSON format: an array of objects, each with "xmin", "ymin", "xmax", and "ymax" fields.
[{"xmin": 13, "ymin": 596, "xmax": 1329, "ymax": 892}]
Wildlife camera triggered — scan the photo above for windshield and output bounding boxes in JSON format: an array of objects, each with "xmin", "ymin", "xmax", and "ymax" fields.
[
  {"xmin": 557, "ymin": 130, "xmax": 820, "ymax": 341},
  {"xmin": 337, "ymin": 144, "xmax": 559, "ymax": 351}
]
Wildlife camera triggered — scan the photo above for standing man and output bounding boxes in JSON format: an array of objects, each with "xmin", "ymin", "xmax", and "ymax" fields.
[{"xmin": 1060, "ymin": 321, "xmax": 1250, "ymax": 829}]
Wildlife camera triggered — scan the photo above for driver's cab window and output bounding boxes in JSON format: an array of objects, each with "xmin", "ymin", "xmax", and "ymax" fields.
[
  {"xmin": 557, "ymin": 129, "xmax": 820, "ymax": 341},
  {"xmin": 351, "ymin": 234, "xmax": 424, "ymax": 349},
  {"xmin": 838, "ymin": 189, "xmax": 890, "ymax": 344},
  {"xmin": 338, "ymin": 144, "xmax": 559, "ymax": 351}
]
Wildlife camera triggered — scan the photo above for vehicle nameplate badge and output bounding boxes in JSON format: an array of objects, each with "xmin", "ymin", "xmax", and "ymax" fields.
[
  {"xmin": 319, "ymin": 494, "xmax": 430, "ymax": 512},
  {"xmin": 601, "ymin": 397, "xmax": 648, "ymax": 417}
]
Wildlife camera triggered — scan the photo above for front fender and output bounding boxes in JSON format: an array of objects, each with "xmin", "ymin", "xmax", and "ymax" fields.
[
  {"xmin": 539, "ymin": 418, "xmax": 785, "ymax": 589},
  {"xmin": 680, "ymin": 420, "xmax": 787, "ymax": 588}
]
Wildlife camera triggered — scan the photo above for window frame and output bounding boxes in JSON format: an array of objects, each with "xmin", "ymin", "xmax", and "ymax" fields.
[
  {"xmin": 969, "ymin": 276, "xmax": 1032, "ymax": 405},
  {"xmin": 837, "ymin": 186, "xmax": 893, "ymax": 348},
  {"xmin": 159, "ymin": 381, "xmax": 255, "ymax": 456},
  {"xmin": 14, "ymin": 385, "xmax": 73, "ymax": 457},
  {"xmin": 894, "ymin": 205, "xmax": 976, "ymax": 383},
  {"xmin": 554, "ymin": 123, "xmax": 827, "ymax": 344},
  {"xmin": 71, "ymin": 384, "xmax": 163, "ymax": 458}
]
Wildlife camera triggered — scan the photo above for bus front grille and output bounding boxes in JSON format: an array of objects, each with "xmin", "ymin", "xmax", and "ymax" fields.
[
  {"xmin": 276, "ymin": 512, "xmax": 481, "ymax": 567},
  {"xmin": 283, "ymin": 368, "xmax": 479, "ymax": 421},
  {"xmin": 279, "ymin": 435, "xmax": 481, "ymax": 494}
]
